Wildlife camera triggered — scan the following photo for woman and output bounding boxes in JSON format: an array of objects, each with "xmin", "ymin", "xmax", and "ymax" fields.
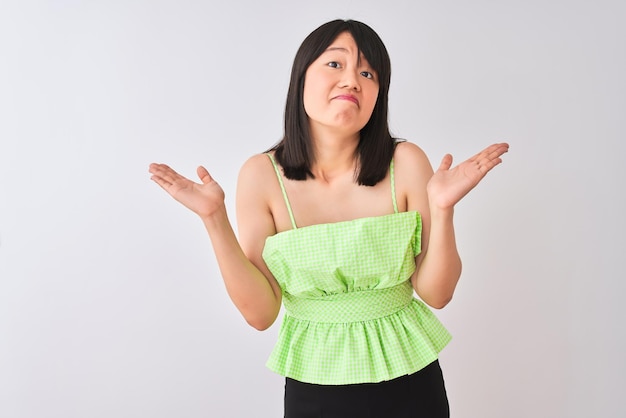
[{"xmin": 149, "ymin": 19, "xmax": 508, "ymax": 418}]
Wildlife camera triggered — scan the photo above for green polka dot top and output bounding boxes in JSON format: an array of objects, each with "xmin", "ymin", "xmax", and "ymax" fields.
[{"xmin": 262, "ymin": 154, "xmax": 451, "ymax": 385}]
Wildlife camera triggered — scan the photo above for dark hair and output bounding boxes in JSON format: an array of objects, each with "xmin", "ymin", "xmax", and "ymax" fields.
[{"xmin": 270, "ymin": 19, "xmax": 395, "ymax": 186}]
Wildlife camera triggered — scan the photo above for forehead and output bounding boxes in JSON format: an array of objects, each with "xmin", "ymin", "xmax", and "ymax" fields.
[
  {"xmin": 324, "ymin": 32, "xmax": 357, "ymax": 52},
  {"xmin": 329, "ymin": 31, "xmax": 356, "ymax": 45},
  {"xmin": 320, "ymin": 32, "xmax": 371, "ymax": 64}
]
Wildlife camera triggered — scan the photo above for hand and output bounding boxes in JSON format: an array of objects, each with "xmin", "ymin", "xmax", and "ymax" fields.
[
  {"xmin": 427, "ymin": 143, "xmax": 509, "ymax": 209},
  {"xmin": 149, "ymin": 163, "xmax": 225, "ymax": 218}
]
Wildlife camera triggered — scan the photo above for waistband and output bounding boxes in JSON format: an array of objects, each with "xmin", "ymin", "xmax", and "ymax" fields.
[{"xmin": 282, "ymin": 281, "xmax": 414, "ymax": 323}]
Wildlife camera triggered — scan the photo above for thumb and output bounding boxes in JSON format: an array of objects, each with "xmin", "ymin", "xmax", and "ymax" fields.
[
  {"xmin": 196, "ymin": 166, "xmax": 214, "ymax": 184},
  {"xmin": 437, "ymin": 154, "xmax": 453, "ymax": 171}
]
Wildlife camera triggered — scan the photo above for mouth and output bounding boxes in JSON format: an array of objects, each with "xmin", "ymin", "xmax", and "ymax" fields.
[{"xmin": 333, "ymin": 95, "xmax": 359, "ymax": 106}]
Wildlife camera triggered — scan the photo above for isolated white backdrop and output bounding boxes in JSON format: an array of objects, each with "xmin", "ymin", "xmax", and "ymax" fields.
[{"xmin": 1, "ymin": 1, "xmax": 624, "ymax": 417}]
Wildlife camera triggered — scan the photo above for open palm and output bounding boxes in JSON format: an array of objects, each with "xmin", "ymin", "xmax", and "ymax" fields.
[
  {"xmin": 149, "ymin": 163, "xmax": 225, "ymax": 218},
  {"xmin": 427, "ymin": 143, "xmax": 509, "ymax": 209}
]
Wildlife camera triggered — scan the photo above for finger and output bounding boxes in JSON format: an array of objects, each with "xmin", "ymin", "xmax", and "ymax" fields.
[
  {"xmin": 148, "ymin": 163, "xmax": 174, "ymax": 178},
  {"xmin": 196, "ymin": 166, "xmax": 214, "ymax": 184},
  {"xmin": 477, "ymin": 157, "xmax": 502, "ymax": 173},
  {"xmin": 470, "ymin": 142, "xmax": 509, "ymax": 162},
  {"xmin": 468, "ymin": 143, "xmax": 509, "ymax": 173},
  {"xmin": 484, "ymin": 143, "xmax": 509, "ymax": 160},
  {"xmin": 476, "ymin": 143, "xmax": 508, "ymax": 169},
  {"xmin": 437, "ymin": 154, "xmax": 453, "ymax": 171},
  {"xmin": 150, "ymin": 174, "xmax": 173, "ymax": 191},
  {"xmin": 149, "ymin": 162, "xmax": 174, "ymax": 174},
  {"xmin": 149, "ymin": 163, "xmax": 184, "ymax": 184}
]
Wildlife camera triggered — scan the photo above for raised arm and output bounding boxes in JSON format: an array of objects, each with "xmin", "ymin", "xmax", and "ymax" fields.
[
  {"xmin": 148, "ymin": 157, "xmax": 282, "ymax": 330},
  {"xmin": 395, "ymin": 141, "xmax": 509, "ymax": 309}
]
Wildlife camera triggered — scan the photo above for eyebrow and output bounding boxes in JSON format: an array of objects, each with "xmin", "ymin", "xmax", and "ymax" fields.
[
  {"xmin": 323, "ymin": 46, "xmax": 367, "ymax": 66},
  {"xmin": 325, "ymin": 46, "xmax": 349, "ymax": 53}
]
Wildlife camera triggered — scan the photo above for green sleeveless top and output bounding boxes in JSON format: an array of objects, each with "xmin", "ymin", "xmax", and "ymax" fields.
[{"xmin": 262, "ymin": 154, "xmax": 451, "ymax": 385}]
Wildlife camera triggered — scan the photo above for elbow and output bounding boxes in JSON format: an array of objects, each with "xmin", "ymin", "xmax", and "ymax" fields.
[
  {"xmin": 245, "ymin": 312, "xmax": 277, "ymax": 331},
  {"xmin": 248, "ymin": 319, "xmax": 273, "ymax": 331},
  {"xmin": 238, "ymin": 295, "xmax": 281, "ymax": 331},
  {"xmin": 414, "ymin": 282, "xmax": 456, "ymax": 309},
  {"xmin": 429, "ymin": 295, "xmax": 453, "ymax": 310},
  {"xmin": 421, "ymin": 290, "xmax": 454, "ymax": 310}
]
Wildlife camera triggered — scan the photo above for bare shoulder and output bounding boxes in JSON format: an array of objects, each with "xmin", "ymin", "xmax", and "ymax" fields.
[
  {"xmin": 236, "ymin": 153, "xmax": 277, "ymax": 217},
  {"xmin": 236, "ymin": 153, "xmax": 277, "ymax": 254},
  {"xmin": 393, "ymin": 141, "xmax": 434, "ymax": 180},
  {"xmin": 239, "ymin": 153, "xmax": 274, "ymax": 180},
  {"xmin": 237, "ymin": 153, "xmax": 277, "ymax": 194},
  {"xmin": 393, "ymin": 141, "xmax": 434, "ymax": 212}
]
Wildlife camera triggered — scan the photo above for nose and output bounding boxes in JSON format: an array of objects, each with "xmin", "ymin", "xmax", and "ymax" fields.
[{"xmin": 339, "ymin": 70, "xmax": 361, "ymax": 91}]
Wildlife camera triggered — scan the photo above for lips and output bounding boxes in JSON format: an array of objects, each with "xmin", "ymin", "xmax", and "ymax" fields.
[{"xmin": 333, "ymin": 94, "xmax": 359, "ymax": 106}]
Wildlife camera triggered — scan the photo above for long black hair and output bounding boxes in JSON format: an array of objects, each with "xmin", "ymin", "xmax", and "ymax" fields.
[{"xmin": 269, "ymin": 19, "xmax": 395, "ymax": 186}]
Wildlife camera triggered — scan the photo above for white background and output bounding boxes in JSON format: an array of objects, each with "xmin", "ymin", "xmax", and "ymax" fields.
[{"xmin": 1, "ymin": 0, "xmax": 625, "ymax": 417}]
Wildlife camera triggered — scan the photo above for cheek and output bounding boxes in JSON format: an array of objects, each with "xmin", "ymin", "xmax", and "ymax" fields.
[
  {"xmin": 302, "ymin": 72, "xmax": 314, "ymax": 109},
  {"xmin": 364, "ymin": 89, "xmax": 380, "ymax": 114},
  {"xmin": 302, "ymin": 76, "xmax": 326, "ymax": 115},
  {"xmin": 302, "ymin": 84, "xmax": 315, "ymax": 117}
]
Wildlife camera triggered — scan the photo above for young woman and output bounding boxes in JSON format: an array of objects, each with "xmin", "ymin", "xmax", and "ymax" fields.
[{"xmin": 149, "ymin": 19, "xmax": 508, "ymax": 418}]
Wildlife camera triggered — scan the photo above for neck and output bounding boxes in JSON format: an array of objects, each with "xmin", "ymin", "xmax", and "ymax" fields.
[{"xmin": 309, "ymin": 128, "xmax": 360, "ymax": 184}]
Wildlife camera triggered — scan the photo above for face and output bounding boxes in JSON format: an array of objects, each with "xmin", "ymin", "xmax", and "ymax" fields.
[{"xmin": 302, "ymin": 32, "xmax": 379, "ymax": 138}]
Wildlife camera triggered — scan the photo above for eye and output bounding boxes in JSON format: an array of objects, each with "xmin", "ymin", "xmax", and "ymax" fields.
[
  {"xmin": 327, "ymin": 61, "xmax": 341, "ymax": 69},
  {"xmin": 360, "ymin": 71, "xmax": 374, "ymax": 79}
]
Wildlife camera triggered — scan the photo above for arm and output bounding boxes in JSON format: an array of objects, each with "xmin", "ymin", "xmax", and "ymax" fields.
[
  {"xmin": 395, "ymin": 142, "xmax": 509, "ymax": 309},
  {"xmin": 149, "ymin": 156, "xmax": 282, "ymax": 330}
]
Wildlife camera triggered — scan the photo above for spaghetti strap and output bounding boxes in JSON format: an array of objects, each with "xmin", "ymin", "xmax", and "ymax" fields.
[
  {"xmin": 390, "ymin": 158, "xmax": 399, "ymax": 214},
  {"xmin": 266, "ymin": 153, "xmax": 298, "ymax": 229}
]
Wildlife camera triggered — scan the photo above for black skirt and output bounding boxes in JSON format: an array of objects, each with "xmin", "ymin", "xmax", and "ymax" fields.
[{"xmin": 284, "ymin": 360, "xmax": 449, "ymax": 418}]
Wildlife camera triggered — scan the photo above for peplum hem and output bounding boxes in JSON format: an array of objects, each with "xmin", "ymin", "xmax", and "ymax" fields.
[{"xmin": 266, "ymin": 297, "xmax": 452, "ymax": 385}]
